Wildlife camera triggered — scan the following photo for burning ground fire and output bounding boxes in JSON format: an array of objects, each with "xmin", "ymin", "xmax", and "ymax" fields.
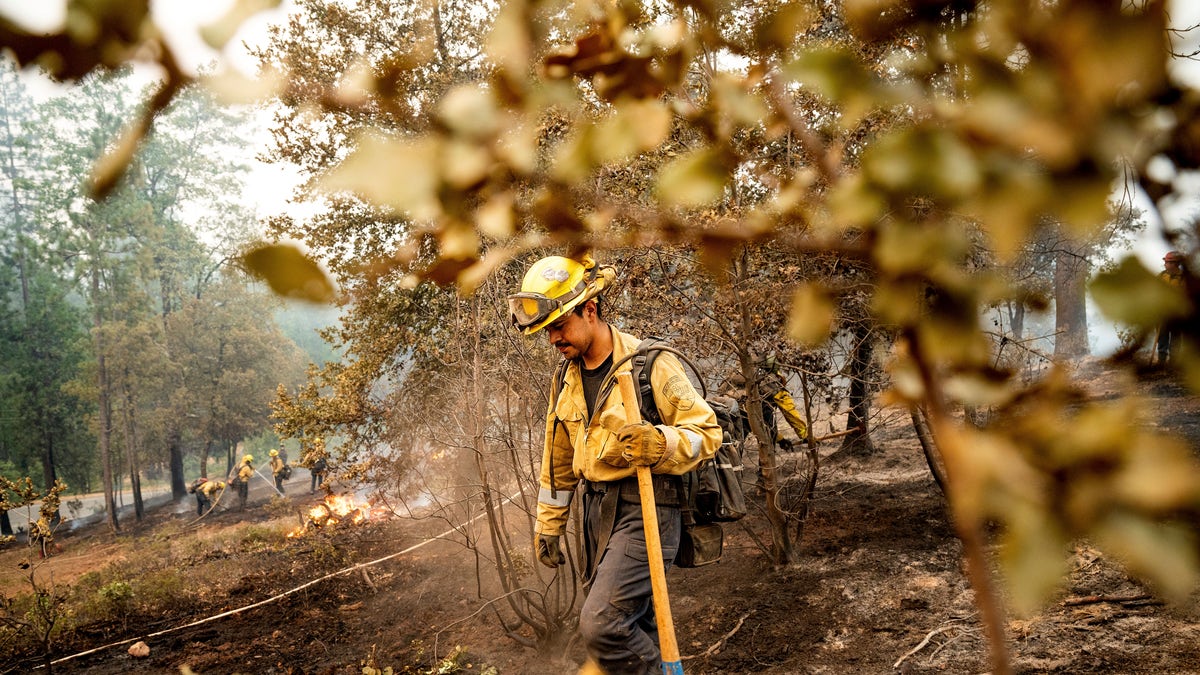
[{"xmin": 288, "ymin": 493, "xmax": 388, "ymax": 538}]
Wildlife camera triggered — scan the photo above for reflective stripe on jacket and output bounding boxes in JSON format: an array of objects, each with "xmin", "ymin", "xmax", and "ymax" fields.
[{"xmin": 535, "ymin": 327, "xmax": 721, "ymax": 536}]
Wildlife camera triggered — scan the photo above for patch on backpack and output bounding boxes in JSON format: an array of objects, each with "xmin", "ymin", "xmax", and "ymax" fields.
[{"xmin": 664, "ymin": 374, "xmax": 696, "ymax": 411}]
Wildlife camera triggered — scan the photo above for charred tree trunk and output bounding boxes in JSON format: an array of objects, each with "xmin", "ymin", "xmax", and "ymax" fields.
[
  {"xmin": 168, "ymin": 426, "xmax": 186, "ymax": 501},
  {"xmin": 199, "ymin": 438, "xmax": 213, "ymax": 480},
  {"xmin": 1054, "ymin": 243, "xmax": 1090, "ymax": 359},
  {"xmin": 840, "ymin": 323, "xmax": 876, "ymax": 456},
  {"xmin": 39, "ymin": 427, "xmax": 60, "ymax": 522}
]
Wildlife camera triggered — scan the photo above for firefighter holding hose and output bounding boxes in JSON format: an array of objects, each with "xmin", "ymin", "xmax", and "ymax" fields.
[
  {"xmin": 269, "ymin": 449, "xmax": 288, "ymax": 494},
  {"xmin": 234, "ymin": 454, "xmax": 255, "ymax": 510},
  {"xmin": 509, "ymin": 255, "xmax": 720, "ymax": 674}
]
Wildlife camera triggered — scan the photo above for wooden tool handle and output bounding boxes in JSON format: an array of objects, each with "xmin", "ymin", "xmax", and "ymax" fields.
[{"xmin": 616, "ymin": 371, "xmax": 683, "ymax": 673}]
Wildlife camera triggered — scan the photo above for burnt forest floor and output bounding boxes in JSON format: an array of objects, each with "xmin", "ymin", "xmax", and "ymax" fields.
[{"xmin": 4, "ymin": 360, "xmax": 1200, "ymax": 674}]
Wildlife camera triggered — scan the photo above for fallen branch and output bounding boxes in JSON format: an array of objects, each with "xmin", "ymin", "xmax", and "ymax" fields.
[
  {"xmin": 683, "ymin": 610, "xmax": 755, "ymax": 661},
  {"xmin": 893, "ymin": 623, "xmax": 965, "ymax": 670},
  {"xmin": 1062, "ymin": 593, "xmax": 1154, "ymax": 607},
  {"xmin": 812, "ymin": 426, "xmax": 862, "ymax": 443},
  {"xmin": 360, "ymin": 567, "xmax": 377, "ymax": 593}
]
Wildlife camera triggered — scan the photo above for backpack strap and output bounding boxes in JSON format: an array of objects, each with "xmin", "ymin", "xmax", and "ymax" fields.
[
  {"xmin": 620, "ymin": 337, "xmax": 711, "ymax": 525},
  {"xmin": 549, "ymin": 357, "xmax": 569, "ymax": 411},
  {"xmin": 630, "ymin": 338, "xmax": 666, "ymax": 426},
  {"xmin": 545, "ymin": 358, "xmax": 572, "ymax": 501}
]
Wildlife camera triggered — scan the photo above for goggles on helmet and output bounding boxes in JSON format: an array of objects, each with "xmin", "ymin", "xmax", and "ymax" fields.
[{"xmin": 508, "ymin": 279, "xmax": 588, "ymax": 330}]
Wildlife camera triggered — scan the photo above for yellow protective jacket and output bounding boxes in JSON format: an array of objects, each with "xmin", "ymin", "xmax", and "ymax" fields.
[
  {"xmin": 535, "ymin": 327, "xmax": 722, "ymax": 536},
  {"xmin": 270, "ymin": 456, "xmax": 285, "ymax": 476},
  {"xmin": 238, "ymin": 464, "xmax": 254, "ymax": 483},
  {"xmin": 197, "ymin": 480, "xmax": 224, "ymax": 498},
  {"xmin": 1161, "ymin": 269, "xmax": 1185, "ymax": 288}
]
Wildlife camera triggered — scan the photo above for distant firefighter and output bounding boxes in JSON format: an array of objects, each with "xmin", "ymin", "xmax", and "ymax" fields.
[
  {"xmin": 308, "ymin": 438, "xmax": 328, "ymax": 494},
  {"xmin": 234, "ymin": 454, "xmax": 255, "ymax": 510},
  {"xmin": 1157, "ymin": 250, "xmax": 1189, "ymax": 366},
  {"xmin": 269, "ymin": 449, "xmax": 289, "ymax": 494},
  {"xmin": 189, "ymin": 478, "xmax": 225, "ymax": 516}
]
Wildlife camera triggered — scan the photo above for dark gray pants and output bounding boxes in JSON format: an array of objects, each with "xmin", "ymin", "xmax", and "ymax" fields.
[{"xmin": 580, "ymin": 477, "xmax": 681, "ymax": 675}]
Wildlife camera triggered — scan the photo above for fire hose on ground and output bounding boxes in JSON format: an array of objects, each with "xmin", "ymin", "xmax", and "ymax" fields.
[{"xmin": 36, "ymin": 489, "xmax": 523, "ymax": 671}]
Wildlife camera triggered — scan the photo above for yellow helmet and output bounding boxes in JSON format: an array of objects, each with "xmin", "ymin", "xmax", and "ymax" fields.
[
  {"xmin": 508, "ymin": 255, "xmax": 615, "ymax": 334},
  {"xmin": 269, "ymin": 449, "xmax": 279, "ymax": 457},
  {"xmin": 243, "ymin": 454, "xmax": 254, "ymax": 464},
  {"xmin": 215, "ymin": 481, "xmax": 225, "ymax": 489}
]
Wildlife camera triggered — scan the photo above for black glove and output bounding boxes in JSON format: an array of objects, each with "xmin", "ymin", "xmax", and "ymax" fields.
[{"xmin": 535, "ymin": 533, "xmax": 565, "ymax": 568}]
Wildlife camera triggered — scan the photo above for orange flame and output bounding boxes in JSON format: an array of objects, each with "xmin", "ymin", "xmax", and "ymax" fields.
[{"xmin": 288, "ymin": 493, "xmax": 384, "ymax": 537}]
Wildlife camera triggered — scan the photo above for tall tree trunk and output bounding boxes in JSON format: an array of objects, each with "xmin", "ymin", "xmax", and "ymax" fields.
[
  {"xmin": 432, "ymin": 0, "xmax": 447, "ymax": 63},
  {"xmin": 168, "ymin": 426, "xmax": 186, "ymax": 500},
  {"xmin": 840, "ymin": 323, "xmax": 876, "ymax": 456},
  {"xmin": 40, "ymin": 426, "xmax": 59, "ymax": 521},
  {"xmin": 1008, "ymin": 300, "xmax": 1026, "ymax": 341},
  {"xmin": 121, "ymin": 376, "xmax": 144, "ymax": 521},
  {"xmin": 199, "ymin": 337, "xmax": 227, "ymax": 480},
  {"xmin": 727, "ymin": 250, "xmax": 796, "ymax": 564},
  {"xmin": 1054, "ymin": 243, "xmax": 1090, "ymax": 358},
  {"xmin": 200, "ymin": 438, "xmax": 213, "ymax": 479},
  {"xmin": 93, "ymin": 271, "xmax": 118, "ymax": 533}
]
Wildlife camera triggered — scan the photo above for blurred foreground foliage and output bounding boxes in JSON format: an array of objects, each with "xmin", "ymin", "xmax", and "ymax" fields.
[{"xmin": 9, "ymin": 0, "xmax": 1200, "ymax": 671}]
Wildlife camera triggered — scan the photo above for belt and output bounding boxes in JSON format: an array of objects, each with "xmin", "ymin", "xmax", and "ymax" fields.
[
  {"xmin": 580, "ymin": 474, "xmax": 682, "ymax": 505},
  {"xmin": 580, "ymin": 473, "xmax": 682, "ymax": 587}
]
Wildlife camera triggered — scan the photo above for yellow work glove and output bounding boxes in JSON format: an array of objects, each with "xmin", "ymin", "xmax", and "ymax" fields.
[
  {"xmin": 535, "ymin": 533, "xmax": 565, "ymax": 568},
  {"xmin": 618, "ymin": 421, "xmax": 667, "ymax": 466}
]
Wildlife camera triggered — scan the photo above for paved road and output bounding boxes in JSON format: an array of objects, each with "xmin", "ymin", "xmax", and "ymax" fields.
[{"xmin": 4, "ymin": 466, "xmax": 318, "ymax": 536}]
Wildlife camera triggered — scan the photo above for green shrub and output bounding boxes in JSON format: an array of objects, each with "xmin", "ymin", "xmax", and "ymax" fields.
[
  {"xmin": 132, "ymin": 569, "xmax": 187, "ymax": 614},
  {"xmin": 97, "ymin": 580, "xmax": 134, "ymax": 625}
]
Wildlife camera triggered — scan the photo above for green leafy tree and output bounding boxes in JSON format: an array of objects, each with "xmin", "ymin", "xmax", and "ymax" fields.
[
  {"xmin": 12, "ymin": 2, "xmax": 1200, "ymax": 674},
  {"xmin": 168, "ymin": 277, "xmax": 307, "ymax": 479},
  {"xmin": 258, "ymin": 3, "xmax": 1200, "ymax": 672},
  {"xmin": 0, "ymin": 59, "xmax": 95, "ymax": 510}
]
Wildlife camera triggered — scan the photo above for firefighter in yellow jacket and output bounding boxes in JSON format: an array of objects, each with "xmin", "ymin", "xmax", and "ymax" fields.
[
  {"xmin": 235, "ymin": 454, "xmax": 255, "ymax": 510},
  {"xmin": 1157, "ymin": 250, "xmax": 1188, "ymax": 366},
  {"xmin": 193, "ymin": 479, "xmax": 225, "ymax": 516},
  {"xmin": 510, "ymin": 255, "xmax": 721, "ymax": 675},
  {"xmin": 723, "ymin": 366, "xmax": 808, "ymax": 451},
  {"xmin": 269, "ymin": 449, "xmax": 286, "ymax": 494}
]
